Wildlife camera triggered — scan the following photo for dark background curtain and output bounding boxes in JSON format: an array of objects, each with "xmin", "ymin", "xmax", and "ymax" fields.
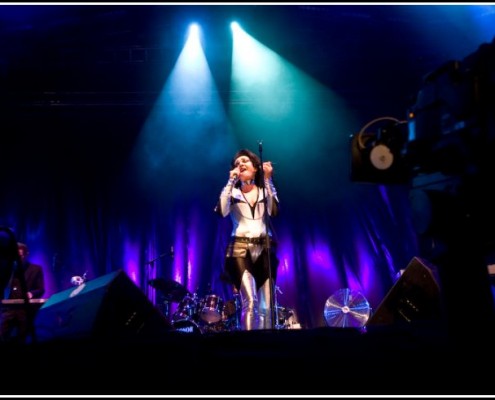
[{"xmin": 1, "ymin": 4, "xmax": 494, "ymax": 329}]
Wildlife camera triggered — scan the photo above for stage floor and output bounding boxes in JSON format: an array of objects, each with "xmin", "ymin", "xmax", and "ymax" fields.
[{"xmin": 1, "ymin": 321, "xmax": 494, "ymax": 396}]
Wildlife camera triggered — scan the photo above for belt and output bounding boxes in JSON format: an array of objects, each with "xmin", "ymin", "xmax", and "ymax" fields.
[{"xmin": 232, "ymin": 236, "xmax": 271, "ymax": 245}]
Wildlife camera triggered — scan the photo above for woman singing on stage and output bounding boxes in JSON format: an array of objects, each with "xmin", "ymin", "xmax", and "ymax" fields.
[{"xmin": 215, "ymin": 148, "xmax": 280, "ymax": 330}]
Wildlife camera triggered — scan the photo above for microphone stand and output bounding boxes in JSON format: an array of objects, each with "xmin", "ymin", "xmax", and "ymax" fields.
[
  {"xmin": 258, "ymin": 140, "xmax": 276, "ymax": 329},
  {"xmin": 145, "ymin": 247, "xmax": 174, "ymax": 316},
  {"xmin": 145, "ymin": 249, "xmax": 174, "ymax": 265}
]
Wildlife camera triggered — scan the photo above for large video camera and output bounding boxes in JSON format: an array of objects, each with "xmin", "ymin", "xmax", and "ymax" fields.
[
  {"xmin": 351, "ymin": 35, "xmax": 495, "ymax": 189},
  {"xmin": 351, "ymin": 34, "xmax": 495, "ymax": 250},
  {"xmin": 350, "ymin": 37, "xmax": 495, "ymax": 329}
]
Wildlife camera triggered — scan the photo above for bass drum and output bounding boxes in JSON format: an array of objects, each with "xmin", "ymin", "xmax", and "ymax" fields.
[
  {"xmin": 172, "ymin": 295, "xmax": 198, "ymax": 322},
  {"xmin": 172, "ymin": 319, "xmax": 202, "ymax": 334}
]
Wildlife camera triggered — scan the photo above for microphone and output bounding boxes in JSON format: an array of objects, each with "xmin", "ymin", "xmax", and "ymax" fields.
[
  {"xmin": 258, "ymin": 140, "xmax": 263, "ymax": 153},
  {"xmin": 232, "ymin": 172, "xmax": 238, "ymax": 180}
]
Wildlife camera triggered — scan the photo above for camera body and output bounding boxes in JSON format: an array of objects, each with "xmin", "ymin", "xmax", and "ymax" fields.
[{"xmin": 351, "ymin": 36, "xmax": 495, "ymax": 190}]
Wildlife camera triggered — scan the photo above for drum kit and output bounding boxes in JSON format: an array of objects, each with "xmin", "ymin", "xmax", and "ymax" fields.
[
  {"xmin": 170, "ymin": 292, "xmax": 240, "ymax": 334},
  {"xmin": 149, "ymin": 278, "xmax": 300, "ymax": 333},
  {"xmin": 149, "ymin": 278, "xmax": 241, "ymax": 334}
]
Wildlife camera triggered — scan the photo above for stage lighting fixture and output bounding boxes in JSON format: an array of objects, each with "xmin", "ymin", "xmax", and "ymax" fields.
[{"xmin": 350, "ymin": 116, "xmax": 409, "ymax": 184}]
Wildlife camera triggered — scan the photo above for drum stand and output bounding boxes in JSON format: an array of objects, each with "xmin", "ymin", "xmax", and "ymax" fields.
[
  {"xmin": 232, "ymin": 291, "xmax": 242, "ymax": 331},
  {"xmin": 162, "ymin": 299, "xmax": 171, "ymax": 320},
  {"xmin": 145, "ymin": 247, "xmax": 174, "ymax": 311},
  {"xmin": 274, "ymin": 285, "xmax": 285, "ymax": 330}
]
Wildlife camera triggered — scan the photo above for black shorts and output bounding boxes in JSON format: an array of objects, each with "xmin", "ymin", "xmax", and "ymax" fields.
[{"xmin": 223, "ymin": 239, "xmax": 279, "ymax": 291}]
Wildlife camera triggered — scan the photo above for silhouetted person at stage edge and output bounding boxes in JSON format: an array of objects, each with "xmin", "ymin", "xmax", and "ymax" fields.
[
  {"xmin": 0, "ymin": 227, "xmax": 18, "ymax": 301},
  {"xmin": 0, "ymin": 241, "xmax": 45, "ymax": 343}
]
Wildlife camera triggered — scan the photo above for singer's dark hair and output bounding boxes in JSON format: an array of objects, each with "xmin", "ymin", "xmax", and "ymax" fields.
[{"xmin": 231, "ymin": 148, "xmax": 264, "ymax": 188}]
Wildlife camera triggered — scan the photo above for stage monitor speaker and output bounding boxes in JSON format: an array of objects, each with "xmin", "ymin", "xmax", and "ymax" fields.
[
  {"xmin": 367, "ymin": 256, "xmax": 442, "ymax": 326},
  {"xmin": 34, "ymin": 269, "xmax": 172, "ymax": 342}
]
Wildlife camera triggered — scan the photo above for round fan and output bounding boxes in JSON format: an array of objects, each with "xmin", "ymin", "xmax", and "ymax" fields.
[{"xmin": 323, "ymin": 288, "xmax": 371, "ymax": 328}]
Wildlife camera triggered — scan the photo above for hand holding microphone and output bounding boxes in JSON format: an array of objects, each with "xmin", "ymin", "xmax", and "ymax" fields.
[
  {"xmin": 263, "ymin": 161, "xmax": 274, "ymax": 179},
  {"xmin": 230, "ymin": 167, "xmax": 241, "ymax": 181}
]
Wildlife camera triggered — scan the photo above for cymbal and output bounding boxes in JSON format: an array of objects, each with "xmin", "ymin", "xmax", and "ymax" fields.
[{"xmin": 149, "ymin": 278, "xmax": 189, "ymax": 302}]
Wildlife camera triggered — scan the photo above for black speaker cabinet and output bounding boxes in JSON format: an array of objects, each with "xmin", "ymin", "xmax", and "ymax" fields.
[
  {"xmin": 34, "ymin": 269, "xmax": 172, "ymax": 342},
  {"xmin": 367, "ymin": 256, "xmax": 442, "ymax": 326}
]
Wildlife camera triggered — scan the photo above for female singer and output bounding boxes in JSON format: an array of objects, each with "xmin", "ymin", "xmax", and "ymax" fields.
[{"xmin": 215, "ymin": 148, "xmax": 280, "ymax": 330}]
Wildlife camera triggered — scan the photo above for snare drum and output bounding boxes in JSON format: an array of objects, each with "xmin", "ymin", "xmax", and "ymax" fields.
[{"xmin": 199, "ymin": 294, "xmax": 224, "ymax": 324}]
